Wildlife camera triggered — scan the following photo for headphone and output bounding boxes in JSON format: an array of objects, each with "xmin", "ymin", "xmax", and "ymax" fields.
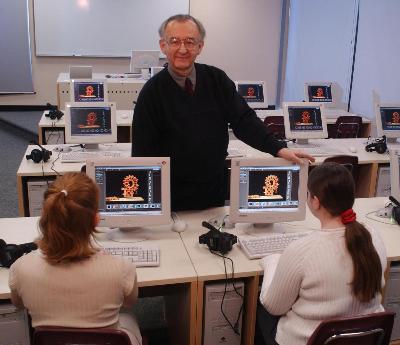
[
  {"xmin": 26, "ymin": 142, "xmax": 52, "ymax": 163},
  {"xmin": 45, "ymin": 103, "xmax": 63, "ymax": 120},
  {"xmin": 365, "ymin": 135, "xmax": 387, "ymax": 154},
  {"xmin": 0, "ymin": 240, "xmax": 38, "ymax": 268},
  {"xmin": 199, "ymin": 221, "xmax": 237, "ymax": 254},
  {"xmin": 389, "ymin": 196, "xmax": 400, "ymax": 225}
]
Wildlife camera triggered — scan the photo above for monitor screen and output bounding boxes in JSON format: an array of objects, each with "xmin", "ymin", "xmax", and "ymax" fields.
[
  {"xmin": 64, "ymin": 102, "xmax": 117, "ymax": 145},
  {"xmin": 376, "ymin": 103, "xmax": 400, "ymax": 139},
  {"xmin": 235, "ymin": 81, "xmax": 268, "ymax": 108},
  {"xmin": 283, "ymin": 102, "xmax": 328, "ymax": 140},
  {"xmin": 229, "ymin": 158, "xmax": 308, "ymax": 225},
  {"xmin": 70, "ymin": 79, "xmax": 108, "ymax": 102},
  {"xmin": 86, "ymin": 157, "xmax": 171, "ymax": 229},
  {"xmin": 306, "ymin": 85, "xmax": 332, "ymax": 103},
  {"xmin": 390, "ymin": 148, "xmax": 400, "ymax": 201}
]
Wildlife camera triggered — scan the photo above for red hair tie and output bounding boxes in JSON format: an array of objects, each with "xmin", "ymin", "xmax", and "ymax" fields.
[{"xmin": 341, "ymin": 208, "xmax": 356, "ymax": 224}]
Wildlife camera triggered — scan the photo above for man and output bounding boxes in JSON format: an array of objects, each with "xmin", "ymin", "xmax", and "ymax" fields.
[{"xmin": 132, "ymin": 14, "xmax": 313, "ymax": 211}]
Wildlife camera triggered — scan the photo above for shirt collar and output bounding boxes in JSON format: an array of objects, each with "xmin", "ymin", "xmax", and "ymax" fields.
[{"xmin": 167, "ymin": 64, "xmax": 196, "ymax": 90}]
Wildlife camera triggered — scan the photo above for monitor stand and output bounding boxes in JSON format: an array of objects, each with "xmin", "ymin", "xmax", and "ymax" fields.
[
  {"xmin": 84, "ymin": 143, "xmax": 100, "ymax": 151},
  {"xmin": 239, "ymin": 222, "xmax": 286, "ymax": 236},
  {"xmin": 103, "ymin": 227, "xmax": 148, "ymax": 243},
  {"xmin": 386, "ymin": 137, "xmax": 399, "ymax": 144}
]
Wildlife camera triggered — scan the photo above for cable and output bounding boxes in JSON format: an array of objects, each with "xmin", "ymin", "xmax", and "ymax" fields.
[
  {"xmin": 364, "ymin": 210, "xmax": 396, "ymax": 225},
  {"xmin": 208, "ymin": 249, "xmax": 244, "ymax": 335}
]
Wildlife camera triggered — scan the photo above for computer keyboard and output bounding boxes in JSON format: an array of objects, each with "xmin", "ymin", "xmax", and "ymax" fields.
[
  {"xmin": 293, "ymin": 146, "xmax": 343, "ymax": 157},
  {"xmin": 238, "ymin": 232, "xmax": 312, "ymax": 259},
  {"xmin": 102, "ymin": 244, "xmax": 160, "ymax": 267},
  {"xmin": 60, "ymin": 151, "xmax": 122, "ymax": 163}
]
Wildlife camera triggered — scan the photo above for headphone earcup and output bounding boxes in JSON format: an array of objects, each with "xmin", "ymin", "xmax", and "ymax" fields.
[
  {"xmin": 0, "ymin": 244, "xmax": 21, "ymax": 268},
  {"xmin": 392, "ymin": 206, "xmax": 400, "ymax": 224},
  {"xmin": 365, "ymin": 143, "xmax": 375, "ymax": 152},
  {"xmin": 26, "ymin": 149, "xmax": 43, "ymax": 163},
  {"xmin": 42, "ymin": 148, "xmax": 52, "ymax": 162},
  {"xmin": 376, "ymin": 142, "xmax": 387, "ymax": 154}
]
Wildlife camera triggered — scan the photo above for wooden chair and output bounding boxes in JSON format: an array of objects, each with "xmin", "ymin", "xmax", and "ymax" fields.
[
  {"xmin": 33, "ymin": 326, "xmax": 148, "ymax": 345},
  {"xmin": 306, "ymin": 311, "xmax": 395, "ymax": 345},
  {"xmin": 263, "ymin": 115, "xmax": 286, "ymax": 140},
  {"xmin": 324, "ymin": 155, "xmax": 359, "ymax": 186},
  {"xmin": 334, "ymin": 115, "xmax": 363, "ymax": 138}
]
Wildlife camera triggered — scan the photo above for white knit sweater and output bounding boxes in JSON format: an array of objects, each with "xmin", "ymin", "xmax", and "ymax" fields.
[{"xmin": 260, "ymin": 225, "xmax": 387, "ymax": 345}]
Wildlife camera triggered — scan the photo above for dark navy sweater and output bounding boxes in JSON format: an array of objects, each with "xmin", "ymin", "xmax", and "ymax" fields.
[{"xmin": 132, "ymin": 63, "xmax": 286, "ymax": 211}]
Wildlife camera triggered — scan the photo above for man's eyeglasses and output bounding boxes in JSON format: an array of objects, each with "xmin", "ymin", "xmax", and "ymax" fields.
[{"xmin": 165, "ymin": 37, "xmax": 200, "ymax": 50}]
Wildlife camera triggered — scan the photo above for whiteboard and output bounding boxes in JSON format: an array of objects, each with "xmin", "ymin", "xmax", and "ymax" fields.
[{"xmin": 33, "ymin": 0, "xmax": 189, "ymax": 57}]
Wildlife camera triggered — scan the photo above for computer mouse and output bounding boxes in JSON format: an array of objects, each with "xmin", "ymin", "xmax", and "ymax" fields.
[
  {"xmin": 120, "ymin": 114, "xmax": 129, "ymax": 119},
  {"xmin": 349, "ymin": 146, "xmax": 357, "ymax": 153},
  {"xmin": 172, "ymin": 220, "xmax": 187, "ymax": 233}
]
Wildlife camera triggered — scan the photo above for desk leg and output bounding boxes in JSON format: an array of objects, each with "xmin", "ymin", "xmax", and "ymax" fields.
[
  {"xmin": 357, "ymin": 163, "xmax": 378, "ymax": 197},
  {"xmin": 17, "ymin": 176, "xmax": 25, "ymax": 216},
  {"xmin": 195, "ymin": 280, "xmax": 204, "ymax": 345},
  {"xmin": 242, "ymin": 275, "xmax": 259, "ymax": 345},
  {"xmin": 164, "ymin": 281, "xmax": 197, "ymax": 345}
]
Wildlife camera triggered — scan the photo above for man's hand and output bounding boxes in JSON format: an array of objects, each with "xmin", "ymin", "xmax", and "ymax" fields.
[{"xmin": 277, "ymin": 147, "xmax": 315, "ymax": 164}]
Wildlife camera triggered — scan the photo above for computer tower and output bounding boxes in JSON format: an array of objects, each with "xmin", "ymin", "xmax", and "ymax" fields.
[
  {"xmin": 0, "ymin": 304, "xmax": 30, "ymax": 345},
  {"xmin": 383, "ymin": 262, "xmax": 400, "ymax": 340},
  {"xmin": 203, "ymin": 281, "xmax": 244, "ymax": 345}
]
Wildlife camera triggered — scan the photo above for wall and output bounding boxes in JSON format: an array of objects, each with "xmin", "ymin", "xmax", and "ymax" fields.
[{"xmin": 0, "ymin": 0, "xmax": 283, "ymax": 107}]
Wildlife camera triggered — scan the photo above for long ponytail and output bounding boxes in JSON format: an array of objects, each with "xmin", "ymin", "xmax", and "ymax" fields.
[{"xmin": 308, "ymin": 163, "xmax": 382, "ymax": 302}]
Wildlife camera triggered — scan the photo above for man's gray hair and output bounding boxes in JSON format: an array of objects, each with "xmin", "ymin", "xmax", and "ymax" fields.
[{"xmin": 159, "ymin": 14, "xmax": 206, "ymax": 41}]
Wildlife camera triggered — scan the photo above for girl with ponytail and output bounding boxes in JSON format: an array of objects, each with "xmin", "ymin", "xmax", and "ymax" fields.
[
  {"xmin": 8, "ymin": 172, "xmax": 142, "ymax": 345},
  {"xmin": 258, "ymin": 162, "xmax": 387, "ymax": 345}
]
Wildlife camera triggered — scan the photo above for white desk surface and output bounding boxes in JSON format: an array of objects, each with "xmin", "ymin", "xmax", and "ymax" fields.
[
  {"xmin": 57, "ymin": 73, "xmax": 148, "ymax": 85},
  {"xmin": 229, "ymin": 138, "xmax": 391, "ymax": 164},
  {"xmin": 179, "ymin": 197, "xmax": 400, "ymax": 284},
  {"xmin": 0, "ymin": 217, "xmax": 197, "ymax": 299},
  {"xmin": 39, "ymin": 110, "xmax": 133, "ymax": 127},
  {"xmin": 17, "ymin": 144, "xmax": 132, "ymax": 177},
  {"xmin": 18, "ymin": 139, "xmax": 391, "ymax": 178}
]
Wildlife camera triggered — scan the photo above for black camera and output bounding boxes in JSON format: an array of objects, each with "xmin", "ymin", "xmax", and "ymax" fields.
[
  {"xmin": 0, "ymin": 240, "xmax": 38, "ymax": 268},
  {"xmin": 199, "ymin": 221, "xmax": 237, "ymax": 254}
]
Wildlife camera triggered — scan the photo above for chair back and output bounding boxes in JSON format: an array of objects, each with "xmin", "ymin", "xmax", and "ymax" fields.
[
  {"xmin": 324, "ymin": 155, "xmax": 359, "ymax": 185},
  {"xmin": 334, "ymin": 115, "xmax": 363, "ymax": 138},
  {"xmin": 263, "ymin": 115, "xmax": 286, "ymax": 140},
  {"xmin": 306, "ymin": 311, "xmax": 395, "ymax": 345},
  {"xmin": 33, "ymin": 326, "xmax": 132, "ymax": 345}
]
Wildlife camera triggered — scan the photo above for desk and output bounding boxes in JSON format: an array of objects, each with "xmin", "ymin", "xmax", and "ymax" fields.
[
  {"xmin": 229, "ymin": 138, "xmax": 391, "ymax": 198},
  {"xmin": 178, "ymin": 197, "xmax": 400, "ymax": 345},
  {"xmin": 1, "ymin": 199, "xmax": 400, "ymax": 344},
  {"xmin": 17, "ymin": 139, "xmax": 392, "ymax": 216},
  {"xmin": 0, "ymin": 217, "xmax": 197, "ymax": 345},
  {"xmin": 17, "ymin": 144, "xmax": 131, "ymax": 216},
  {"xmin": 255, "ymin": 109, "xmax": 372, "ymax": 138},
  {"xmin": 57, "ymin": 73, "xmax": 146, "ymax": 110},
  {"xmin": 38, "ymin": 110, "xmax": 133, "ymax": 144}
]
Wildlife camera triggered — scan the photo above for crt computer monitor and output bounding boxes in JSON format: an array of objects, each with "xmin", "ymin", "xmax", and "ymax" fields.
[
  {"xmin": 229, "ymin": 158, "xmax": 308, "ymax": 232},
  {"xmin": 235, "ymin": 81, "xmax": 268, "ymax": 109},
  {"xmin": 283, "ymin": 102, "xmax": 328, "ymax": 144},
  {"xmin": 304, "ymin": 82, "xmax": 333, "ymax": 105},
  {"xmin": 70, "ymin": 79, "xmax": 108, "ymax": 102},
  {"xmin": 86, "ymin": 157, "xmax": 171, "ymax": 230},
  {"xmin": 375, "ymin": 103, "xmax": 400, "ymax": 143},
  {"xmin": 130, "ymin": 50, "xmax": 160, "ymax": 74},
  {"xmin": 64, "ymin": 102, "xmax": 117, "ymax": 148}
]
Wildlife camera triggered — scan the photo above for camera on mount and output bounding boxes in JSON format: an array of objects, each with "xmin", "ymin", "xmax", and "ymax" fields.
[{"xmin": 199, "ymin": 221, "xmax": 237, "ymax": 254}]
